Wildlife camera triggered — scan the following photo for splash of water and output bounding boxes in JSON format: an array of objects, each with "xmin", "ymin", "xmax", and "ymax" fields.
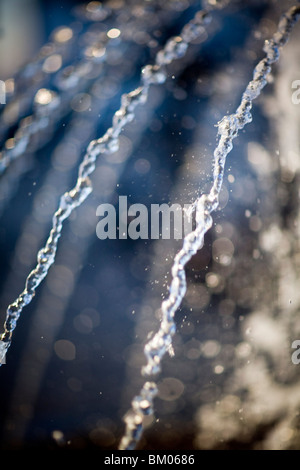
[
  {"xmin": 0, "ymin": 0, "xmax": 299, "ymax": 451},
  {"xmin": 119, "ymin": 4, "xmax": 300, "ymax": 450},
  {"xmin": 0, "ymin": 2, "xmax": 222, "ymax": 357}
]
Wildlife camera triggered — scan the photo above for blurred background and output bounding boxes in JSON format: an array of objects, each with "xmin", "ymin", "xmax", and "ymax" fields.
[{"xmin": 0, "ymin": 0, "xmax": 300, "ymax": 451}]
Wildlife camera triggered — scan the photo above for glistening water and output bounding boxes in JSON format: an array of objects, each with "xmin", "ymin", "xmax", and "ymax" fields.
[{"xmin": 0, "ymin": 0, "xmax": 300, "ymax": 451}]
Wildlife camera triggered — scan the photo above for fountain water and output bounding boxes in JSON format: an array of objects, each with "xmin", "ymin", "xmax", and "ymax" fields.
[{"xmin": 0, "ymin": 0, "xmax": 300, "ymax": 451}]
